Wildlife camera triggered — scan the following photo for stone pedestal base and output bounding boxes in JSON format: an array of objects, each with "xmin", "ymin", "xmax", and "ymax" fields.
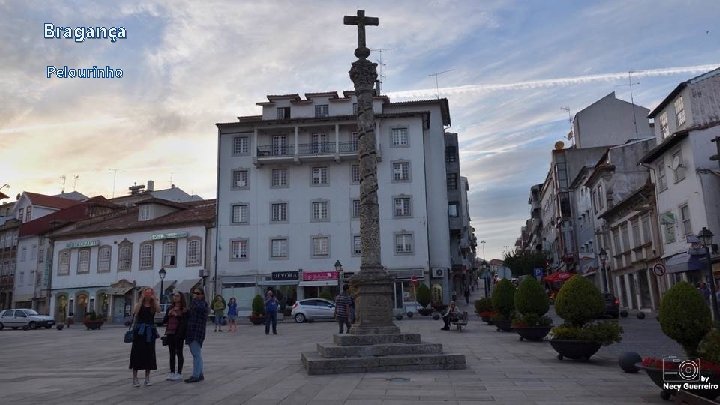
[
  {"xmin": 349, "ymin": 266, "xmax": 400, "ymax": 335},
  {"xmin": 301, "ymin": 332, "xmax": 466, "ymax": 375}
]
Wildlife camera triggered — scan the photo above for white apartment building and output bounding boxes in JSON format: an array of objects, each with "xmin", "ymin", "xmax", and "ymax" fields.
[
  {"xmin": 640, "ymin": 68, "xmax": 720, "ymax": 285},
  {"xmin": 48, "ymin": 199, "xmax": 216, "ymax": 324},
  {"xmin": 216, "ymin": 91, "xmax": 457, "ymax": 311}
]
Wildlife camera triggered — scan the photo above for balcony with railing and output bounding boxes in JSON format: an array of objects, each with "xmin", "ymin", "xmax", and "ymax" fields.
[{"xmin": 255, "ymin": 141, "xmax": 368, "ymax": 166}]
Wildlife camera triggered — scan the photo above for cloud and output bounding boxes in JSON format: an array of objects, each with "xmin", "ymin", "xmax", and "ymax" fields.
[{"xmin": 387, "ymin": 64, "xmax": 720, "ymax": 100}]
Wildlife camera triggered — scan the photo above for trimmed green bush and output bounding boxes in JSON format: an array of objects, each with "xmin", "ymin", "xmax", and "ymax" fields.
[
  {"xmin": 550, "ymin": 322, "xmax": 623, "ymax": 346},
  {"xmin": 515, "ymin": 277, "xmax": 549, "ymax": 317},
  {"xmin": 659, "ymin": 281, "xmax": 712, "ymax": 357},
  {"xmin": 698, "ymin": 329, "xmax": 720, "ymax": 363},
  {"xmin": 251, "ymin": 294, "xmax": 265, "ymax": 316},
  {"xmin": 492, "ymin": 279, "xmax": 516, "ymax": 318},
  {"xmin": 554, "ymin": 275, "xmax": 603, "ymax": 327},
  {"xmin": 416, "ymin": 283, "xmax": 432, "ymax": 308},
  {"xmin": 474, "ymin": 298, "xmax": 493, "ymax": 314}
]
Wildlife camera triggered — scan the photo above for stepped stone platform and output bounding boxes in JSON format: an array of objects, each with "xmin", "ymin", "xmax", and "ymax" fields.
[{"xmin": 301, "ymin": 333, "xmax": 466, "ymax": 375}]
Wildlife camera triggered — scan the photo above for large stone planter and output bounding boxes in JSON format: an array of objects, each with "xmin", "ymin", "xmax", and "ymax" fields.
[
  {"xmin": 550, "ymin": 339, "xmax": 601, "ymax": 361},
  {"xmin": 83, "ymin": 320, "xmax": 104, "ymax": 330},
  {"xmin": 514, "ymin": 326, "xmax": 551, "ymax": 341},
  {"xmin": 639, "ymin": 365, "xmax": 720, "ymax": 401},
  {"xmin": 494, "ymin": 319, "xmax": 513, "ymax": 332},
  {"xmin": 249, "ymin": 315, "xmax": 265, "ymax": 325}
]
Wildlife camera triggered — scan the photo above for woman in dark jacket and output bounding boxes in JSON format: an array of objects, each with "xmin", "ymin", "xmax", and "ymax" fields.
[{"xmin": 163, "ymin": 291, "xmax": 189, "ymax": 381}]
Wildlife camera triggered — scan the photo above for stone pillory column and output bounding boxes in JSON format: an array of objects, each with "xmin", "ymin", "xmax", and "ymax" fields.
[
  {"xmin": 344, "ymin": 10, "xmax": 399, "ymax": 335},
  {"xmin": 300, "ymin": 11, "xmax": 466, "ymax": 374}
]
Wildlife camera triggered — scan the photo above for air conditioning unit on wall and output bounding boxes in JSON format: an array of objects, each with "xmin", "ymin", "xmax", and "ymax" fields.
[{"xmin": 432, "ymin": 268, "xmax": 446, "ymax": 278}]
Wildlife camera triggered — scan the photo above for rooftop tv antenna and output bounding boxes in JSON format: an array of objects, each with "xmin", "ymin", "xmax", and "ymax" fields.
[
  {"xmin": 72, "ymin": 175, "xmax": 79, "ymax": 192},
  {"xmin": 428, "ymin": 69, "xmax": 454, "ymax": 99},
  {"xmin": 615, "ymin": 71, "xmax": 640, "ymax": 137},
  {"xmin": 60, "ymin": 175, "xmax": 66, "ymax": 194},
  {"xmin": 109, "ymin": 169, "xmax": 120, "ymax": 198},
  {"xmin": 370, "ymin": 48, "xmax": 390, "ymax": 95},
  {"xmin": 561, "ymin": 107, "xmax": 574, "ymax": 144}
]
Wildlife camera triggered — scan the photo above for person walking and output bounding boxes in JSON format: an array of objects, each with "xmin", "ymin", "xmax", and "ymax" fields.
[
  {"xmin": 464, "ymin": 286, "xmax": 470, "ymax": 305},
  {"xmin": 334, "ymin": 284, "xmax": 352, "ymax": 334},
  {"xmin": 163, "ymin": 291, "xmax": 188, "ymax": 381},
  {"xmin": 129, "ymin": 288, "xmax": 161, "ymax": 387},
  {"xmin": 212, "ymin": 295, "xmax": 226, "ymax": 332},
  {"xmin": 264, "ymin": 290, "xmax": 279, "ymax": 335},
  {"xmin": 185, "ymin": 288, "xmax": 209, "ymax": 383},
  {"xmin": 226, "ymin": 297, "xmax": 238, "ymax": 333}
]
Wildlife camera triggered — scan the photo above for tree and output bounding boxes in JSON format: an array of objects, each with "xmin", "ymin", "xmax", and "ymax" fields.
[{"xmin": 503, "ymin": 250, "xmax": 547, "ymax": 277}]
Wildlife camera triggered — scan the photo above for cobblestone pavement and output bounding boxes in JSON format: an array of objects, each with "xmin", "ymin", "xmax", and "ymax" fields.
[{"xmin": 0, "ymin": 292, "xmax": 677, "ymax": 404}]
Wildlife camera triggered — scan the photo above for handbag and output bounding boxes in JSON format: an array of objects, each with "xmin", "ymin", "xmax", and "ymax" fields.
[
  {"xmin": 124, "ymin": 316, "xmax": 135, "ymax": 343},
  {"xmin": 160, "ymin": 335, "xmax": 168, "ymax": 346}
]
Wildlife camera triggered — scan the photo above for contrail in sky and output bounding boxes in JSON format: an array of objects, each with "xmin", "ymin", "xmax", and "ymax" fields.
[{"xmin": 387, "ymin": 64, "xmax": 719, "ymax": 99}]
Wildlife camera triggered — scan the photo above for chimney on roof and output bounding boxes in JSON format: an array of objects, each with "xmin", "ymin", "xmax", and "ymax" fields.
[{"xmin": 147, "ymin": 180, "xmax": 155, "ymax": 192}]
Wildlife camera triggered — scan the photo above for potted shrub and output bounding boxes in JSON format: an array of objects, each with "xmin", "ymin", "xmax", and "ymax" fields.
[
  {"xmin": 512, "ymin": 277, "xmax": 553, "ymax": 341},
  {"xmin": 416, "ymin": 284, "xmax": 433, "ymax": 316},
  {"xmin": 640, "ymin": 282, "xmax": 719, "ymax": 401},
  {"xmin": 83, "ymin": 312, "xmax": 104, "ymax": 330},
  {"xmin": 248, "ymin": 294, "xmax": 265, "ymax": 325},
  {"xmin": 474, "ymin": 298, "xmax": 495, "ymax": 323},
  {"xmin": 491, "ymin": 279, "xmax": 515, "ymax": 332},
  {"xmin": 549, "ymin": 275, "xmax": 622, "ymax": 361}
]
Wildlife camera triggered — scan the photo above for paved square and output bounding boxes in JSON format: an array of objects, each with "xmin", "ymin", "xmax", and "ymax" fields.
[{"xmin": 0, "ymin": 307, "xmax": 671, "ymax": 404}]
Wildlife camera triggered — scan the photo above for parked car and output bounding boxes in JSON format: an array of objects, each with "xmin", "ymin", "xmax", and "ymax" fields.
[
  {"xmin": 291, "ymin": 298, "xmax": 335, "ymax": 323},
  {"xmin": 601, "ymin": 293, "xmax": 620, "ymax": 318},
  {"xmin": 154, "ymin": 303, "xmax": 171, "ymax": 326},
  {"xmin": 0, "ymin": 309, "xmax": 55, "ymax": 330}
]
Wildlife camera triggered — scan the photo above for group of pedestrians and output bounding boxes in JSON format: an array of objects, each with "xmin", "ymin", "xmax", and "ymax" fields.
[{"xmin": 128, "ymin": 286, "xmax": 208, "ymax": 386}]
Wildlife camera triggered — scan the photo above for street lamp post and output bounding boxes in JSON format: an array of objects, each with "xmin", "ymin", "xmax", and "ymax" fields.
[
  {"xmin": 698, "ymin": 227, "xmax": 719, "ymax": 322},
  {"xmin": 334, "ymin": 260, "xmax": 343, "ymax": 289},
  {"xmin": 158, "ymin": 267, "xmax": 166, "ymax": 305},
  {"xmin": 598, "ymin": 249, "xmax": 608, "ymax": 294},
  {"xmin": 480, "ymin": 240, "xmax": 486, "ymax": 260}
]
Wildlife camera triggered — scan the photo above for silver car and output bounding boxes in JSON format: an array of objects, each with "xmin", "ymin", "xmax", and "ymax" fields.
[
  {"xmin": 291, "ymin": 298, "xmax": 335, "ymax": 323},
  {"xmin": 0, "ymin": 309, "xmax": 56, "ymax": 330}
]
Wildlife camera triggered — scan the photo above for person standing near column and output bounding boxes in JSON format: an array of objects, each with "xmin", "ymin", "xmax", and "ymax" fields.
[
  {"xmin": 264, "ymin": 290, "xmax": 279, "ymax": 335},
  {"xmin": 334, "ymin": 284, "xmax": 352, "ymax": 334},
  {"xmin": 185, "ymin": 288, "xmax": 208, "ymax": 383}
]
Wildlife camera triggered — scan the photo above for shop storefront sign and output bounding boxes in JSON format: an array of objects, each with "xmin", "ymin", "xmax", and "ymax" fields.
[
  {"xmin": 272, "ymin": 271, "xmax": 299, "ymax": 281},
  {"xmin": 151, "ymin": 232, "xmax": 189, "ymax": 240},
  {"xmin": 302, "ymin": 271, "xmax": 338, "ymax": 281},
  {"xmin": 66, "ymin": 240, "xmax": 100, "ymax": 248}
]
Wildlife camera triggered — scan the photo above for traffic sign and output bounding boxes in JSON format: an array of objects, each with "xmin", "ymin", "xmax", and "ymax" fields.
[
  {"xmin": 410, "ymin": 275, "xmax": 419, "ymax": 286},
  {"xmin": 652, "ymin": 263, "xmax": 666, "ymax": 277}
]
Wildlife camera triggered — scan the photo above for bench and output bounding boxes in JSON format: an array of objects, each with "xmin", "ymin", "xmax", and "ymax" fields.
[{"xmin": 451, "ymin": 311, "xmax": 469, "ymax": 331}]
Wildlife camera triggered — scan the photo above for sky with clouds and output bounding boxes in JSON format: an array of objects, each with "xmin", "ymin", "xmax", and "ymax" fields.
[{"xmin": 1, "ymin": 0, "xmax": 718, "ymax": 261}]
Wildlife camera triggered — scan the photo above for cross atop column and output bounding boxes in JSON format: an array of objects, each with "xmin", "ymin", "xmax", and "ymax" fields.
[{"xmin": 343, "ymin": 10, "xmax": 379, "ymax": 59}]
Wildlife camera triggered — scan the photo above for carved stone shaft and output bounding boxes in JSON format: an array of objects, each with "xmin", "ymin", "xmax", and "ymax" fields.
[{"xmin": 350, "ymin": 59, "xmax": 381, "ymax": 268}]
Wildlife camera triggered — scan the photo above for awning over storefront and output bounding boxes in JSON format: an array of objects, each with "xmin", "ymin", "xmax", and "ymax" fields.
[
  {"xmin": 175, "ymin": 279, "xmax": 201, "ymax": 293},
  {"xmin": 108, "ymin": 286, "xmax": 133, "ymax": 295},
  {"xmin": 298, "ymin": 280, "xmax": 338, "ymax": 287},
  {"xmin": 665, "ymin": 252, "xmax": 704, "ymax": 274},
  {"xmin": 258, "ymin": 279, "xmax": 299, "ymax": 286}
]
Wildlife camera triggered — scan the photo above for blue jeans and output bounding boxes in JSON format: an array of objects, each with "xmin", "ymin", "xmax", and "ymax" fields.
[
  {"xmin": 188, "ymin": 340, "xmax": 203, "ymax": 378},
  {"xmin": 265, "ymin": 311, "xmax": 277, "ymax": 334}
]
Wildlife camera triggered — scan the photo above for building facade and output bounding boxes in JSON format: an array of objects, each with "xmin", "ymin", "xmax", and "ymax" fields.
[
  {"xmin": 48, "ymin": 199, "xmax": 216, "ymax": 324},
  {"xmin": 216, "ymin": 91, "xmax": 465, "ymax": 311}
]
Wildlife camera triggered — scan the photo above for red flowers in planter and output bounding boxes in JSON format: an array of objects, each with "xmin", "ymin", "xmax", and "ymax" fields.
[{"xmin": 642, "ymin": 357, "xmax": 720, "ymax": 373}]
